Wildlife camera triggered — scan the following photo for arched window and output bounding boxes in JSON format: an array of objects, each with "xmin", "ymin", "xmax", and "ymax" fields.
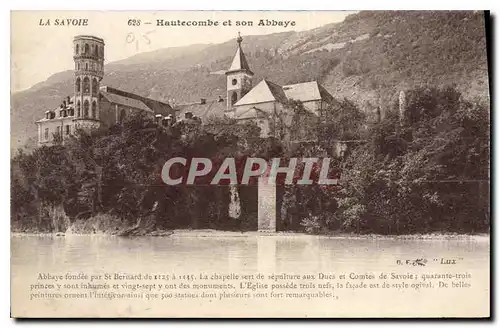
[
  {"xmin": 92, "ymin": 78, "xmax": 98, "ymax": 94},
  {"xmin": 77, "ymin": 63, "xmax": 80, "ymax": 70},
  {"xmin": 85, "ymin": 63, "xmax": 88, "ymax": 70},
  {"xmin": 75, "ymin": 44, "xmax": 79, "ymax": 55},
  {"xmin": 91, "ymin": 101, "xmax": 97, "ymax": 118},
  {"xmin": 119, "ymin": 109, "xmax": 126, "ymax": 123},
  {"xmin": 231, "ymin": 92, "xmax": 238, "ymax": 105},
  {"xmin": 83, "ymin": 77, "xmax": 90, "ymax": 94},
  {"xmin": 75, "ymin": 77, "xmax": 81, "ymax": 93},
  {"xmin": 76, "ymin": 101, "xmax": 81, "ymax": 117},
  {"xmin": 94, "ymin": 45, "xmax": 99, "ymax": 56},
  {"xmin": 84, "ymin": 43, "xmax": 89, "ymax": 54},
  {"xmin": 83, "ymin": 100, "xmax": 89, "ymax": 118}
]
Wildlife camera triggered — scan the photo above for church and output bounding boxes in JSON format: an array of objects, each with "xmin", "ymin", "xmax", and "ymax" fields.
[
  {"xmin": 176, "ymin": 33, "xmax": 336, "ymax": 140},
  {"xmin": 35, "ymin": 35, "xmax": 174, "ymax": 147},
  {"xmin": 36, "ymin": 33, "xmax": 336, "ymax": 146}
]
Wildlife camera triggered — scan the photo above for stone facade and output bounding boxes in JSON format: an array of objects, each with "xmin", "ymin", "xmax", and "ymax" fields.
[{"xmin": 35, "ymin": 35, "xmax": 174, "ymax": 147}]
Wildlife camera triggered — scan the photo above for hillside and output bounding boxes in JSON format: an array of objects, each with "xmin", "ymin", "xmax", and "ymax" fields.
[{"xmin": 11, "ymin": 11, "xmax": 489, "ymax": 151}]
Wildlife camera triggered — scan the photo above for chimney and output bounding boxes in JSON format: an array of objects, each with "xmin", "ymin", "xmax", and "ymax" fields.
[
  {"xmin": 200, "ymin": 98, "xmax": 206, "ymax": 105},
  {"xmin": 63, "ymin": 100, "xmax": 67, "ymax": 107}
]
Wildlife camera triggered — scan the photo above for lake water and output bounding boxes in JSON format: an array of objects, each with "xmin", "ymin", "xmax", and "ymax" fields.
[{"xmin": 11, "ymin": 233, "xmax": 490, "ymax": 318}]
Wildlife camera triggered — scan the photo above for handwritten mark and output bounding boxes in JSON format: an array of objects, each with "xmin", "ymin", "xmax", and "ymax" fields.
[{"xmin": 126, "ymin": 30, "xmax": 155, "ymax": 52}]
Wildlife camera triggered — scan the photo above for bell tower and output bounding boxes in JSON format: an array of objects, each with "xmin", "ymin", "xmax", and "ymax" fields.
[
  {"xmin": 73, "ymin": 35, "xmax": 105, "ymax": 127},
  {"xmin": 226, "ymin": 33, "xmax": 253, "ymax": 112}
]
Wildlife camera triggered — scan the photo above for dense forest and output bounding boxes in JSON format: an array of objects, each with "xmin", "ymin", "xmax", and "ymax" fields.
[{"xmin": 11, "ymin": 86, "xmax": 490, "ymax": 235}]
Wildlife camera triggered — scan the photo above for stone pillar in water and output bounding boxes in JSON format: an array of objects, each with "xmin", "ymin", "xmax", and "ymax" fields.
[{"xmin": 257, "ymin": 176, "xmax": 276, "ymax": 232}]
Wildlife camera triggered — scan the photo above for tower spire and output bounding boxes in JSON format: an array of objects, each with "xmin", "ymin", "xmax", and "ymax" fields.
[
  {"xmin": 227, "ymin": 33, "xmax": 253, "ymax": 75},
  {"xmin": 225, "ymin": 32, "xmax": 254, "ymax": 112}
]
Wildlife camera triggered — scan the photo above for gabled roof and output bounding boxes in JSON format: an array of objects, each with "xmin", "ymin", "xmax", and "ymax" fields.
[
  {"xmin": 234, "ymin": 79, "xmax": 286, "ymax": 106},
  {"xmin": 227, "ymin": 44, "xmax": 253, "ymax": 75},
  {"xmin": 266, "ymin": 80, "xmax": 288, "ymax": 103},
  {"xmin": 283, "ymin": 81, "xmax": 323, "ymax": 103},
  {"xmin": 234, "ymin": 79, "xmax": 335, "ymax": 109},
  {"xmin": 100, "ymin": 91, "xmax": 152, "ymax": 112},
  {"xmin": 99, "ymin": 86, "xmax": 174, "ymax": 116}
]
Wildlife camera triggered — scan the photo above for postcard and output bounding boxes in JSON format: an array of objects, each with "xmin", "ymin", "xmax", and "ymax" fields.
[{"xmin": 10, "ymin": 10, "xmax": 491, "ymax": 318}]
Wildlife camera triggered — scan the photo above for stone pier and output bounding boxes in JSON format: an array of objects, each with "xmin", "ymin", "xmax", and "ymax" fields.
[{"xmin": 257, "ymin": 176, "xmax": 277, "ymax": 232}]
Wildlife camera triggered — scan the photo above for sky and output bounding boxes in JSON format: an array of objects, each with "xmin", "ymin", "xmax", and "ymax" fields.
[{"xmin": 11, "ymin": 11, "xmax": 355, "ymax": 92}]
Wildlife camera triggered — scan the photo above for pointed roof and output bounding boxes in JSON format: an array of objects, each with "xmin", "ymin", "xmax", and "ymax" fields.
[
  {"xmin": 226, "ymin": 33, "xmax": 253, "ymax": 75},
  {"xmin": 234, "ymin": 79, "xmax": 286, "ymax": 106}
]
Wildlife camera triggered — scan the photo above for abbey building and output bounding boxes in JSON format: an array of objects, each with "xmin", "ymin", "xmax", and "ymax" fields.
[
  {"xmin": 35, "ymin": 35, "xmax": 174, "ymax": 146},
  {"xmin": 176, "ymin": 33, "xmax": 336, "ymax": 140},
  {"xmin": 36, "ymin": 33, "xmax": 335, "ymax": 145}
]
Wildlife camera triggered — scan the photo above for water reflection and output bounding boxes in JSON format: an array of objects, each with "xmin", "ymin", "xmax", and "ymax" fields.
[{"xmin": 12, "ymin": 234, "xmax": 489, "ymax": 277}]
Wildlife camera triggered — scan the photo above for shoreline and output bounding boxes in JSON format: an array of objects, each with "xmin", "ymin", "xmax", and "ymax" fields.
[{"xmin": 10, "ymin": 229, "xmax": 490, "ymax": 241}]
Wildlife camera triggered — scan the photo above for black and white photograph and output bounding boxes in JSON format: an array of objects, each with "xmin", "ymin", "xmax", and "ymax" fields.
[{"xmin": 9, "ymin": 10, "xmax": 491, "ymax": 318}]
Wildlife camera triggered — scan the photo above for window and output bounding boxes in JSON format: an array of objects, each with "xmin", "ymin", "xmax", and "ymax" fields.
[
  {"xmin": 85, "ymin": 63, "xmax": 88, "ymax": 70},
  {"xmin": 232, "ymin": 79, "xmax": 237, "ymax": 86},
  {"xmin": 75, "ymin": 77, "xmax": 81, "ymax": 93},
  {"xmin": 75, "ymin": 44, "xmax": 79, "ymax": 55},
  {"xmin": 92, "ymin": 78, "xmax": 98, "ymax": 94},
  {"xmin": 44, "ymin": 128, "xmax": 49, "ymax": 140},
  {"xmin": 94, "ymin": 45, "xmax": 98, "ymax": 56},
  {"xmin": 91, "ymin": 101, "xmax": 97, "ymax": 118},
  {"xmin": 77, "ymin": 63, "xmax": 80, "ymax": 70},
  {"xmin": 83, "ymin": 77, "xmax": 90, "ymax": 94},
  {"xmin": 65, "ymin": 125, "xmax": 70, "ymax": 135},
  {"xmin": 84, "ymin": 100, "xmax": 89, "ymax": 117},
  {"xmin": 56, "ymin": 126, "xmax": 61, "ymax": 136},
  {"xmin": 76, "ymin": 101, "xmax": 81, "ymax": 117},
  {"xmin": 84, "ymin": 43, "xmax": 89, "ymax": 54},
  {"xmin": 231, "ymin": 92, "xmax": 238, "ymax": 105}
]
